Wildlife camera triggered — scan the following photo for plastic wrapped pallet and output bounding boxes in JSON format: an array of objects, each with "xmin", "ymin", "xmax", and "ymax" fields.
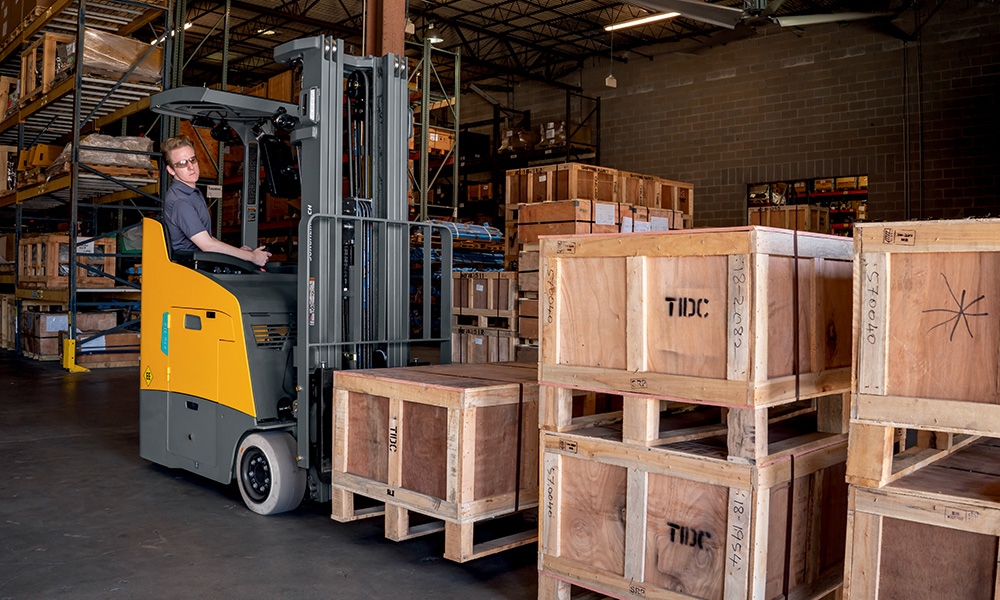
[
  {"xmin": 55, "ymin": 28, "xmax": 162, "ymax": 85},
  {"xmin": 45, "ymin": 134, "xmax": 156, "ymax": 177}
]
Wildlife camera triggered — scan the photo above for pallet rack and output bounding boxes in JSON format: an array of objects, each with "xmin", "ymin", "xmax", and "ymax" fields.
[{"xmin": 0, "ymin": 0, "xmax": 171, "ymax": 368}]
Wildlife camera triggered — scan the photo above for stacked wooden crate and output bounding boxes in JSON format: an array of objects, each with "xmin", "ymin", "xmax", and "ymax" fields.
[
  {"xmin": 843, "ymin": 219, "xmax": 1000, "ymax": 599},
  {"xmin": 0, "ymin": 293, "xmax": 15, "ymax": 350},
  {"xmin": 330, "ymin": 362, "xmax": 540, "ymax": 562},
  {"xmin": 451, "ymin": 271, "xmax": 517, "ymax": 363},
  {"xmin": 537, "ymin": 226, "xmax": 854, "ymax": 600},
  {"xmin": 505, "ymin": 163, "xmax": 694, "ymax": 362},
  {"xmin": 18, "ymin": 233, "xmax": 116, "ymax": 288},
  {"xmin": 749, "ymin": 205, "xmax": 831, "ymax": 234}
]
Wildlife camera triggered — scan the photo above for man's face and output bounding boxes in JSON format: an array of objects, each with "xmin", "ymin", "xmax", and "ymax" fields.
[{"xmin": 166, "ymin": 145, "xmax": 200, "ymax": 187}]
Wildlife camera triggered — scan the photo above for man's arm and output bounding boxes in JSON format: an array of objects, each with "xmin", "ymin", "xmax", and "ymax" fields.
[{"xmin": 189, "ymin": 231, "xmax": 271, "ymax": 267}]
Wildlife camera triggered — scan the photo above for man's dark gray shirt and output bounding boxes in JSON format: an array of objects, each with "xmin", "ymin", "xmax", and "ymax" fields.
[{"xmin": 163, "ymin": 179, "xmax": 211, "ymax": 252}]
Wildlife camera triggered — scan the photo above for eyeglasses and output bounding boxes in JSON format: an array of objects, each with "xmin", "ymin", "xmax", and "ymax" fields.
[{"xmin": 172, "ymin": 156, "xmax": 198, "ymax": 169}]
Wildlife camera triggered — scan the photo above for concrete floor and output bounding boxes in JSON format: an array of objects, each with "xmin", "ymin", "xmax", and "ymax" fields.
[{"xmin": 0, "ymin": 350, "xmax": 538, "ymax": 599}]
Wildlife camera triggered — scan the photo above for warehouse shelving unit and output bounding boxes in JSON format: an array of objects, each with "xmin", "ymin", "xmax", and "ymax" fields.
[
  {"xmin": 0, "ymin": 0, "xmax": 171, "ymax": 366},
  {"xmin": 747, "ymin": 175, "xmax": 868, "ymax": 236}
]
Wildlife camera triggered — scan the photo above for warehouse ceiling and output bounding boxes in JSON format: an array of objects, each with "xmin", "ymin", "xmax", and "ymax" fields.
[{"xmin": 177, "ymin": 0, "xmax": 918, "ymax": 90}]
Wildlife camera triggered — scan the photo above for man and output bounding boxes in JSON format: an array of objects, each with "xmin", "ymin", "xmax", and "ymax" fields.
[{"xmin": 162, "ymin": 135, "xmax": 271, "ymax": 267}]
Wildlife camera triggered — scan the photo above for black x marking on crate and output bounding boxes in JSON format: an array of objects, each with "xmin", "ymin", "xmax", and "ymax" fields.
[{"xmin": 922, "ymin": 273, "xmax": 989, "ymax": 341}]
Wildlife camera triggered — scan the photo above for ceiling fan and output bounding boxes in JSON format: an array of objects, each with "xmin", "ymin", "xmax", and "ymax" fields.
[{"xmin": 627, "ymin": 0, "xmax": 892, "ymax": 29}]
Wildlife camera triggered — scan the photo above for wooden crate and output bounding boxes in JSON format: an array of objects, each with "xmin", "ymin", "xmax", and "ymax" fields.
[
  {"xmin": 540, "ymin": 227, "xmax": 854, "ymax": 408},
  {"xmin": 19, "ymin": 32, "xmax": 73, "ymax": 100},
  {"xmin": 845, "ymin": 422, "xmax": 979, "ymax": 489},
  {"xmin": 331, "ymin": 362, "xmax": 540, "ymax": 562},
  {"xmin": 452, "ymin": 326, "xmax": 517, "ymax": 363},
  {"xmin": 658, "ymin": 178, "xmax": 696, "ymax": 216},
  {"xmin": 518, "ymin": 200, "xmax": 621, "ymax": 246},
  {"xmin": 504, "ymin": 204, "xmax": 519, "ymax": 270},
  {"xmin": 18, "ymin": 233, "xmax": 116, "ymax": 288},
  {"xmin": 843, "ymin": 438, "xmax": 1000, "ymax": 600},
  {"xmin": 853, "ymin": 219, "xmax": 1000, "ymax": 437},
  {"xmin": 0, "ymin": 144, "xmax": 15, "ymax": 195},
  {"xmin": 518, "ymin": 243, "xmax": 540, "ymax": 344},
  {"xmin": 0, "ymin": 76, "xmax": 16, "ymax": 118},
  {"xmin": 506, "ymin": 164, "xmax": 618, "ymax": 205},
  {"xmin": 749, "ymin": 205, "xmax": 831, "ymax": 234},
  {"xmin": 620, "ymin": 205, "xmax": 650, "ymax": 233},
  {"xmin": 617, "ymin": 171, "xmax": 658, "ymax": 208},
  {"xmin": 59, "ymin": 329, "xmax": 139, "ymax": 368},
  {"xmin": 0, "ymin": 293, "xmax": 15, "ymax": 350},
  {"xmin": 452, "ymin": 271, "xmax": 516, "ymax": 319},
  {"xmin": 539, "ymin": 421, "xmax": 849, "ymax": 600}
]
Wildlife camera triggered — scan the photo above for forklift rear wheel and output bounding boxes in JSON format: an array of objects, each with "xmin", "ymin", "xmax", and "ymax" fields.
[{"xmin": 237, "ymin": 431, "xmax": 306, "ymax": 515}]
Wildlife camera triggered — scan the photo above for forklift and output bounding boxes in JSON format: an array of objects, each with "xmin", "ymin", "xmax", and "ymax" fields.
[{"xmin": 139, "ymin": 36, "xmax": 453, "ymax": 514}]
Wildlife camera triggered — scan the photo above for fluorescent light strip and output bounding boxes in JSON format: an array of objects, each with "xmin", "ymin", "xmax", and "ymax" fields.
[{"xmin": 605, "ymin": 11, "xmax": 680, "ymax": 32}]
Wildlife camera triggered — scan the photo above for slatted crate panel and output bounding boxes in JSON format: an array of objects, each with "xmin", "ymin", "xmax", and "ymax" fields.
[
  {"xmin": 657, "ymin": 178, "xmax": 696, "ymax": 217},
  {"xmin": 540, "ymin": 227, "xmax": 854, "ymax": 408},
  {"xmin": 18, "ymin": 233, "xmax": 116, "ymax": 288},
  {"xmin": 506, "ymin": 163, "xmax": 618, "ymax": 206},
  {"xmin": 853, "ymin": 219, "xmax": 1000, "ymax": 437},
  {"xmin": 331, "ymin": 362, "xmax": 540, "ymax": 562},
  {"xmin": 844, "ymin": 438, "xmax": 1000, "ymax": 600},
  {"xmin": 0, "ymin": 293, "xmax": 15, "ymax": 350},
  {"xmin": 19, "ymin": 32, "xmax": 73, "ymax": 101},
  {"xmin": 539, "ymin": 426, "xmax": 849, "ymax": 600},
  {"xmin": 845, "ymin": 423, "xmax": 980, "ymax": 489}
]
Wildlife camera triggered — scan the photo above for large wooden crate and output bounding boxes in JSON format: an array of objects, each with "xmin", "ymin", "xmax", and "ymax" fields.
[
  {"xmin": 658, "ymin": 178, "xmax": 696, "ymax": 217},
  {"xmin": 749, "ymin": 205, "xmax": 831, "ymax": 234},
  {"xmin": 18, "ymin": 233, "xmax": 116, "ymax": 288},
  {"xmin": 539, "ymin": 415, "xmax": 850, "ymax": 600},
  {"xmin": 539, "ymin": 227, "xmax": 854, "ymax": 408},
  {"xmin": 853, "ymin": 219, "xmax": 1000, "ymax": 437},
  {"xmin": 843, "ymin": 438, "xmax": 1000, "ymax": 600},
  {"xmin": 518, "ymin": 200, "xmax": 622, "ymax": 246},
  {"xmin": 331, "ymin": 362, "xmax": 540, "ymax": 562}
]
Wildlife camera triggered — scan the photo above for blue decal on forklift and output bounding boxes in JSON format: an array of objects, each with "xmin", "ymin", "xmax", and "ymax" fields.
[{"xmin": 161, "ymin": 312, "xmax": 169, "ymax": 355}]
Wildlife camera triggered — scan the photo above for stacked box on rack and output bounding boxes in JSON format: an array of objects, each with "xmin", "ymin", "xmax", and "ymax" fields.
[
  {"xmin": 536, "ymin": 226, "xmax": 854, "ymax": 600},
  {"xmin": 58, "ymin": 329, "xmax": 139, "ymax": 368},
  {"xmin": 331, "ymin": 362, "xmax": 540, "ymax": 562},
  {"xmin": 516, "ymin": 243, "xmax": 539, "ymax": 362},
  {"xmin": 0, "ymin": 76, "xmax": 16, "ymax": 119},
  {"xmin": 452, "ymin": 271, "xmax": 517, "ymax": 363},
  {"xmin": 20, "ymin": 310, "xmax": 115, "ymax": 359},
  {"xmin": 843, "ymin": 219, "xmax": 1000, "ymax": 600},
  {"xmin": 0, "ymin": 144, "xmax": 15, "ymax": 196},
  {"xmin": 18, "ymin": 233, "xmax": 116, "ymax": 288}
]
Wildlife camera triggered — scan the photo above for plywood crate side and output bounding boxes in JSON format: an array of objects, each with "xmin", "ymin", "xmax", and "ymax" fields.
[
  {"xmin": 852, "ymin": 219, "xmax": 1000, "ymax": 437},
  {"xmin": 540, "ymin": 428, "xmax": 849, "ymax": 600},
  {"xmin": 539, "ymin": 226, "xmax": 853, "ymax": 408},
  {"xmin": 844, "ymin": 438, "xmax": 1000, "ymax": 600},
  {"xmin": 0, "ymin": 293, "xmax": 16, "ymax": 350}
]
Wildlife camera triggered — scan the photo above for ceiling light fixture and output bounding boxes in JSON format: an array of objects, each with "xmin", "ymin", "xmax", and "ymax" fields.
[
  {"xmin": 184, "ymin": 21, "xmax": 193, "ymax": 30},
  {"xmin": 604, "ymin": 11, "xmax": 680, "ymax": 32},
  {"xmin": 426, "ymin": 22, "xmax": 443, "ymax": 44},
  {"xmin": 606, "ymin": 31, "xmax": 617, "ymax": 88},
  {"xmin": 256, "ymin": 28, "xmax": 277, "ymax": 35}
]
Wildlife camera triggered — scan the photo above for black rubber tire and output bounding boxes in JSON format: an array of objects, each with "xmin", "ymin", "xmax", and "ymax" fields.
[{"xmin": 236, "ymin": 431, "xmax": 305, "ymax": 515}]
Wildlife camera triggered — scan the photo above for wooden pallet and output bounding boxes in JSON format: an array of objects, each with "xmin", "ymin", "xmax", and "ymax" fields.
[
  {"xmin": 540, "ymin": 227, "xmax": 854, "ymax": 408},
  {"xmin": 853, "ymin": 219, "xmax": 1000, "ymax": 437},
  {"xmin": 539, "ymin": 423, "xmax": 849, "ymax": 600},
  {"xmin": 452, "ymin": 271, "xmax": 517, "ymax": 319},
  {"xmin": 46, "ymin": 162, "xmax": 158, "ymax": 179},
  {"xmin": 843, "ymin": 438, "xmax": 1000, "ymax": 600},
  {"xmin": 542, "ymin": 385, "xmax": 849, "ymax": 463},
  {"xmin": 845, "ymin": 422, "xmax": 980, "ymax": 489},
  {"xmin": 331, "ymin": 362, "xmax": 541, "ymax": 562},
  {"xmin": 452, "ymin": 313, "xmax": 516, "ymax": 331}
]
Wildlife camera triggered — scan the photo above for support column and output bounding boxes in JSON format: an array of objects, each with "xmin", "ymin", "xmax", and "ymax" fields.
[{"xmin": 364, "ymin": 0, "xmax": 406, "ymax": 57}]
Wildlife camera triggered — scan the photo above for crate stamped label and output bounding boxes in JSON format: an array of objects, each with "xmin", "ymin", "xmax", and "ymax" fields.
[
  {"xmin": 858, "ymin": 254, "xmax": 886, "ymax": 393},
  {"xmin": 727, "ymin": 255, "xmax": 750, "ymax": 380},
  {"xmin": 724, "ymin": 489, "xmax": 751, "ymax": 590},
  {"xmin": 882, "ymin": 228, "xmax": 915, "ymax": 245}
]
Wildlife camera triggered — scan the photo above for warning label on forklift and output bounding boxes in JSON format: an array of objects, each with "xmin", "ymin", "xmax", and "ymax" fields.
[
  {"xmin": 143, "ymin": 367, "xmax": 153, "ymax": 387},
  {"xmin": 308, "ymin": 277, "xmax": 316, "ymax": 326}
]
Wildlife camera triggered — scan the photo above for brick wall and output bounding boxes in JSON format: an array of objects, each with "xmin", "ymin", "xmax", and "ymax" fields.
[{"xmin": 496, "ymin": 3, "xmax": 999, "ymax": 226}]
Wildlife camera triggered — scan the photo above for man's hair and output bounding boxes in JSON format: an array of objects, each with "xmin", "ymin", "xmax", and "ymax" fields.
[{"xmin": 162, "ymin": 135, "xmax": 194, "ymax": 166}]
